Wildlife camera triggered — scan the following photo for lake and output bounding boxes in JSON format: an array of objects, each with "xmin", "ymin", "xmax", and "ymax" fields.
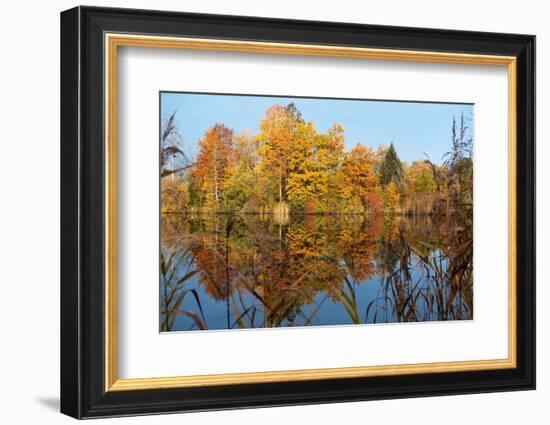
[{"xmin": 160, "ymin": 212, "xmax": 473, "ymax": 332}]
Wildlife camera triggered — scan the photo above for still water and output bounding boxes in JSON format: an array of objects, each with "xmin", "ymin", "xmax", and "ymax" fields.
[{"xmin": 160, "ymin": 213, "xmax": 473, "ymax": 332}]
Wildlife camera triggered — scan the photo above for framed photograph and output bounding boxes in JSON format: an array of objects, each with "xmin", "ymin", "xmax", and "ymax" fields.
[{"xmin": 60, "ymin": 6, "xmax": 535, "ymax": 419}]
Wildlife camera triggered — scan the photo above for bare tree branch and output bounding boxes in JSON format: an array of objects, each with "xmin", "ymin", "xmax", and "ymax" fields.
[{"xmin": 161, "ymin": 163, "xmax": 196, "ymax": 178}]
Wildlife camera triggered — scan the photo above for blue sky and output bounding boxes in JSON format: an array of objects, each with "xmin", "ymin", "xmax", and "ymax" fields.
[{"xmin": 160, "ymin": 92, "xmax": 473, "ymax": 164}]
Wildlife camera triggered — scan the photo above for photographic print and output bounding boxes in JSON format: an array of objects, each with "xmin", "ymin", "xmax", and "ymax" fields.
[
  {"xmin": 61, "ymin": 9, "xmax": 535, "ymax": 416},
  {"xmin": 160, "ymin": 92, "xmax": 474, "ymax": 332}
]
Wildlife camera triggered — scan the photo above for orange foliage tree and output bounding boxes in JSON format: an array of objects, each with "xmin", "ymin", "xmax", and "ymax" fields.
[
  {"xmin": 191, "ymin": 124, "xmax": 236, "ymax": 210},
  {"xmin": 340, "ymin": 144, "xmax": 380, "ymax": 212}
]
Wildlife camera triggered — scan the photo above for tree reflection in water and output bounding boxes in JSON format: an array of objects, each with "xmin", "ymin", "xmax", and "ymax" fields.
[{"xmin": 160, "ymin": 212, "xmax": 472, "ymax": 331}]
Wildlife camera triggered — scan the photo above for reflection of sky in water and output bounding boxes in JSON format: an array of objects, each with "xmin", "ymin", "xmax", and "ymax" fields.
[
  {"xmin": 160, "ymin": 215, "xmax": 468, "ymax": 332},
  {"xmin": 161, "ymin": 253, "xmax": 449, "ymax": 331}
]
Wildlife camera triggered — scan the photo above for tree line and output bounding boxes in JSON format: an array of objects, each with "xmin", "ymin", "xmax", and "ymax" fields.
[{"xmin": 161, "ymin": 103, "xmax": 473, "ymax": 216}]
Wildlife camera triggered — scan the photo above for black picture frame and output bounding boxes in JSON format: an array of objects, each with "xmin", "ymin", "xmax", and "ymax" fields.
[{"xmin": 61, "ymin": 5, "xmax": 535, "ymax": 419}]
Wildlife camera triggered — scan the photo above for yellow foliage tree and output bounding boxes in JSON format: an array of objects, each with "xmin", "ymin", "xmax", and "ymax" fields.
[
  {"xmin": 256, "ymin": 104, "xmax": 301, "ymax": 203},
  {"xmin": 340, "ymin": 144, "xmax": 379, "ymax": 211},
  {"xmin": 383, "ymin": 182, "xmax": 400, "ymax": 212}
]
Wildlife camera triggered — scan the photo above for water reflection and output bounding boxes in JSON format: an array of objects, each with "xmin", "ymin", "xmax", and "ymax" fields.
[{"xmin": 160, "ymin": 213, "xmax": 473, "ymax": 331}]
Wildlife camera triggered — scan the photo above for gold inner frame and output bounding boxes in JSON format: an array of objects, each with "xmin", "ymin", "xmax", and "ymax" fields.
[{"xmin": 104, "ymin": 33, "xmax": 517, "ymax": 392}]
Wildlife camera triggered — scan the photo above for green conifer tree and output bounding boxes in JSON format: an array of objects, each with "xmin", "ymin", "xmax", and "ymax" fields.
[{"xmin": 379, "ymin": 142, "xmax": 404, "ymax": 186}]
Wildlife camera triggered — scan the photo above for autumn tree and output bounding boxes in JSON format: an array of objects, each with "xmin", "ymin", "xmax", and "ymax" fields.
[
  {"xmin": 191, "ymin": 124, "xmax": 236, "ymax": 210},
  {"xmin": 233, "ymin": 130, "xmax": 260, "ymax": 173},
  {"xmin": 318, "ymin": 124, "xmax": 346, "ymax": 210},
  {"xmin": 400, "ymin": 160, "xmax": 438, "ymax": 214},
  {"xmin": 286, "ymin": 121, "xmax": 321, "ymax": 206},
  {"xmin": 224, "ymin": 130, "xmax": 262, "ymax": 211},
  {"xmin": 340, "ymin": 144, "xmax": 379, "ymax": 211},
  {"xmin": 257, "ymin": 104, "xmax": 303, "ymax": 204},
  {"xmin": 286, "ymin": 122, "xmax": 345, "ymax": 211},
  {"xmin": 382, "ymin": 182, "xmax": 400, "ymax": 213},
  {"xmin": 405, "ymin": 161, "xmax": 437, "ymax": 194},
  {"xmin": 161, "ymin": 177, "xmax": 189, "ymax": 214}
]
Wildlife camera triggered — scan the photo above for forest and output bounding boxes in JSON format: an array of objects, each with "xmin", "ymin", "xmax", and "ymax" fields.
[{"xmin": 160, "ymin": 103, "xmax": 473, "ymax": 219}]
